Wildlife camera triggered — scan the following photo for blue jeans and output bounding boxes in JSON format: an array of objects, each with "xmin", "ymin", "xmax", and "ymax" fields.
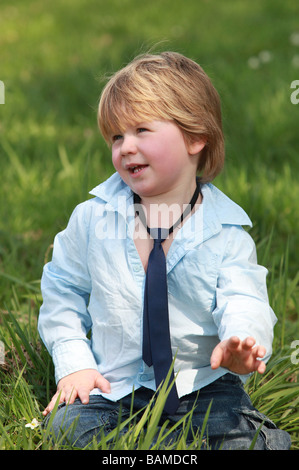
[{"xmin": 45, "ymin": 374, "xmax": 291, "ymax": 450}]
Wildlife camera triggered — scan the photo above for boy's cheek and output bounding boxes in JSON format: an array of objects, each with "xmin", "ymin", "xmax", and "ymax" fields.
[{"xmin": 111, "ymin": 153, "xmax": 122, "ymax": 173}]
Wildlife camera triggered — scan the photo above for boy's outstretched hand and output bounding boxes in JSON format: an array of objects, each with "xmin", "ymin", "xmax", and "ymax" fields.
[
  {"xmin": 42, "ymin": 369, "xmax": 111, "ymax": 416},
  {"xmin": 210, "ymin": 336, "xmax": 266, "ymax": 375}
]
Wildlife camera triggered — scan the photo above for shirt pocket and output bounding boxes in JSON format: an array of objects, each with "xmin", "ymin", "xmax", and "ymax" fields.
[
  {"xmin": 91, "ymin": 310, "xmax": 141, "ymax": 370},
  {"xmin": 167, "ymin": 249, "xmax": 217, "ymax": 320},
  {"xmin": 93, "ymin": 319, "xmax": 124, "ymax": 365}
]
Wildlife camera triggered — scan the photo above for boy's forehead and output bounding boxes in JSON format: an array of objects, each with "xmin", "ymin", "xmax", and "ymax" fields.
[
  {"xmin": 101, "ymin": 89, "xmax": 169, "ymax": 139},
  {"xmin": 109, "ymin": 106, "xmax": 158, "ymax": 133}
]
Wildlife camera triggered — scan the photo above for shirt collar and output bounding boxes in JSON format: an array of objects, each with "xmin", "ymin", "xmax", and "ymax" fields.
[
  {"xmin": 201, "ymin": 183, "xmax": 252, "ymax": 228},
  {"xmin": 89, "ymin": 173, "xmax": 252, "ymax": 230},
  {"xmin": 89, "ymin": 172, "xmax": 131, "ymax": 202},
  {"xmin": 89, "ymin": 172, "xmax": 133, "ymax": 218}
]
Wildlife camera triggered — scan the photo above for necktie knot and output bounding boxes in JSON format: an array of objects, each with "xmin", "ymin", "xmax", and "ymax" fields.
[{"xmin": 149, "ymin": 227, "xmax": 169, "ymax": 243}]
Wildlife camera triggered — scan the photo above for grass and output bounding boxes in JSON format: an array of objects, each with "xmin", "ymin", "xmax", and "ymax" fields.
[{"xmin": 0, "ymin": 0, "xmax": 298, "ymax": 450}]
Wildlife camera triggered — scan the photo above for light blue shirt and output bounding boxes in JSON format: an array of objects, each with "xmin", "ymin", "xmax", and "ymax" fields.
[{"xmin": 38, "ymin": 173, "xmax": 277, "ymax": 401}]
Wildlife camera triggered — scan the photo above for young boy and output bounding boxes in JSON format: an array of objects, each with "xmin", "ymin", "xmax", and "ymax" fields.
[{"xmin": 38, "ymin": 51, "xmax": 291, "ymax": 449}]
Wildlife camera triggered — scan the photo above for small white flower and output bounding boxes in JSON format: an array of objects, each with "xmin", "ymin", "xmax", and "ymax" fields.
[
  {"xmin": 248, "ymin": 57, "xmax": 260, "ymax": 69},
  {"xmin": 258, "ymin": 50, "xmax": 272, "ymax": 63},
  {"xmin": 25, "ymin": 418, "xmax": 40, "ymax": 429},
  {"xmin": 290, "ymin": 32, "xmax": 299, "ymax": 46}
]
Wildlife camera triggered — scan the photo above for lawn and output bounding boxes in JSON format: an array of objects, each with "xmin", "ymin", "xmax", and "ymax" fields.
[{"xmin": 0, "ymin": 0, "xmax": 298, "ymax": 450}]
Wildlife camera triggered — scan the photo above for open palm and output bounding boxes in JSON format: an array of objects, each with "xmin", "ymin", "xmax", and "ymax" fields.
[{"xmin": 210, "ymin": 336, "xmax": 266, "ymax": 375}]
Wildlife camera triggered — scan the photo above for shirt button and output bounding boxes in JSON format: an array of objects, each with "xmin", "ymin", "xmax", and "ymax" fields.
[{"xmin": 133, "ymin": 264, "xmax": 141, "ymax": 272}]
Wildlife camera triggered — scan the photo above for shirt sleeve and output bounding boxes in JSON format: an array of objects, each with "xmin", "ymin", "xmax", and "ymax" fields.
[
  {"xmin": 38, "ymin": 202, "xmax": 98, "ymax": 383},
  {"xmin": 212, "ymin": 225, "xmax": 277, "ymax": 362}
]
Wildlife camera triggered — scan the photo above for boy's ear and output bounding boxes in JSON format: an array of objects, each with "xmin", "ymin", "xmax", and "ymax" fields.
[{"xmin": 187, "ymin": 137, "xmax": 207, "ymax": 156}]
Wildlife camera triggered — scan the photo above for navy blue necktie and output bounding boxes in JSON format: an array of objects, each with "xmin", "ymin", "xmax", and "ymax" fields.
[{"xmin": 134, "ymin": 181, "xmax": 201, "ymax": 415}]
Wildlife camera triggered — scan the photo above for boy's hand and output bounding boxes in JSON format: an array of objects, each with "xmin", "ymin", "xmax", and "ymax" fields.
[
  {"xmin": 210, "ymin": 336, "xmax": 266, "ymax": 375},
  {"xmin": 42, "ymin": 369, "xmax": 111, "ymax": 416}
]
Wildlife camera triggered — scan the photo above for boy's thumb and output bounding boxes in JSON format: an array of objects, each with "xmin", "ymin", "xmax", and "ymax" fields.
[{"xmin": 95, "ymin": 374, "xmax": 111, "ymax": 394}]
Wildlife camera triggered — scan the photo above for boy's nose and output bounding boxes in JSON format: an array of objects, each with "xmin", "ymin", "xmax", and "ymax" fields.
[{"xmin": 120, "ymin": 135, "xmax": 137, "ymax": 156}]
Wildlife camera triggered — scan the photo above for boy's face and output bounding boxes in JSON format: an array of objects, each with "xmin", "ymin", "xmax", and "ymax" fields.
[{"xmin": 111, "ymin": 120, "xmax": 205, "ymax": 200}]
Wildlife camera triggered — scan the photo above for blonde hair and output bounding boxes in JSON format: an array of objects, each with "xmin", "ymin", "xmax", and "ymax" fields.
[{"xmin": 98, "ymin": 51, "xmax": 224, "ymax": 182}]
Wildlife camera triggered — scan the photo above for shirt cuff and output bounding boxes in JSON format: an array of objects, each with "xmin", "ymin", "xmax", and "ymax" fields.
[{"xmin": 52, "ymin": 340, "xmax": 98, "ymax": 383}]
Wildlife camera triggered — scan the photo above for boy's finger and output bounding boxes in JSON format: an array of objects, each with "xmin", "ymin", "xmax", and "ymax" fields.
[
  {"xmin": 242, "ymin": 337, "xmax": 256, "ymax": 350},
  {"xmin": 256, "ymin": 345, "xmax": 266, "ymax": 358},
  {"xmin": 64, "ymin": 387, "xmax": 78, "ymax": 405},
  {"xmin": 255, "ymin": 359, "xmax": 266, "ymax": 374},
  {"xmin": 43, "ymin": 390, "xmax": 65, "ymax": 415},
  {"xmin": 77, "ymin": 386, "xmax": 91, "ymax": 404},
  {"xmin": 210, "ymin": 344, "xmax": 224, "ymax": 369},
  {"xmin": 252, "ymin": 345, "xmax": 266, "ymax": 362},
  {"xmin": 227, "ymin": 336, "xmax": 241, "ymax": 350},
  {"xmin": 95, "ymin": 374, "xmax": 111, "ymax": 394}
]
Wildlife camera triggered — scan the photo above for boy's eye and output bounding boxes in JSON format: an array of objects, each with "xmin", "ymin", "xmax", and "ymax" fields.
[
  {"xmin": 112, "ymin": 134, "xmax": 123, "ymax": 142},
  {"xmin": 111, "ymin": 127, "xmax": 148, "ymax": 142}
]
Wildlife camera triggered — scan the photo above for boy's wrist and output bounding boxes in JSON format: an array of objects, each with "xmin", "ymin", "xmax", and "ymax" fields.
[{"xmin": 52, "ymin": 340, "xmax": 98, "ymax": 383}]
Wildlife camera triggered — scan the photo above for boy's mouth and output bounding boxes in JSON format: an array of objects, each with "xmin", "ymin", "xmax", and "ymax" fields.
[{"xmin": 128, "ymin": 164, "xmax": 148, "ymax": 174}]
